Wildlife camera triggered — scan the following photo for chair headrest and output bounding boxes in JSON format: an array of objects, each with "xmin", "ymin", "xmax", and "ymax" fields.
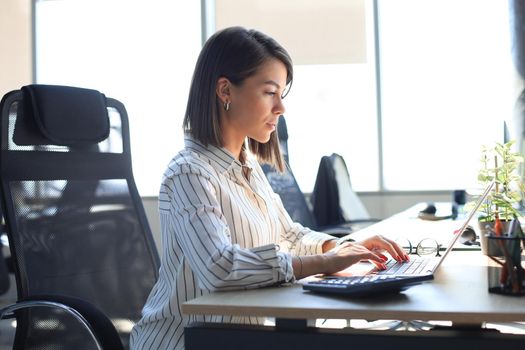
[{"xmin": 14, "ymin": 85, "xmax": 110, "ymax": 146}]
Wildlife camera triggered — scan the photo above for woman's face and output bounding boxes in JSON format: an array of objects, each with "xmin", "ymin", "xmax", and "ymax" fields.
[{"xmin": 222, "ymin": 58, "xmax": 287, "ymax": 144}]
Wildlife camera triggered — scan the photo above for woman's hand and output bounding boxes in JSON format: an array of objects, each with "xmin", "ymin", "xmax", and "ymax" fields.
[
  {"xmin": 357, "ymin": 235, "xmax": 409, "ymax": 262},
  {"xmin": 322, "ymin": 235, "xmax": 409, "ymax": 275},
  {"xmin": 293, "ymin": 235, "xmax": 410, "ymax": 279},
  {"xmin": 321, "ymin": 241, "xmax": 388, "ymax": 275}
]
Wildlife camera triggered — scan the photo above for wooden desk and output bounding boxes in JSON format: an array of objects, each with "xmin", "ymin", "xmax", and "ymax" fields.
[
  {"xmin": 183, "ymin": 208, "xmax": 525, "ymax": 349},
  {"xmin": 183, "ymin": 252, "xmax": 524, "ymax": 326}
]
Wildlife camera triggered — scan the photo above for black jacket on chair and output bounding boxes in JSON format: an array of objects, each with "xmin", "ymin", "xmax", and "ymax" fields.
[
  {"xmin": 311, "ymin": 155, "xmax": 345, "ymax": 227},
  {"xmin": 311, "ymin": 153, "xmax": 379, "ymax": 231}
]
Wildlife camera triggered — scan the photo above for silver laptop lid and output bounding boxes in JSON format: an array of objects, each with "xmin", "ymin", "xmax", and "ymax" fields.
[{"xmin": 434, "ymin": 180, "xmax": 495, "ymax": 269}]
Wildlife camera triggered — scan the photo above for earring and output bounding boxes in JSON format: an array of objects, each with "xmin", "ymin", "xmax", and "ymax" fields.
[{"xmin": 224, "ymin": 101, "xmax": 230, "ymax": 111}]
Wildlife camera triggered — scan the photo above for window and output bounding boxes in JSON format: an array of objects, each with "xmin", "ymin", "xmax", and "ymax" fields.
[
  {"xmin": 285, "ymin": 62, "xmax": 379, "ymax": 192},
  {"xmin": 34, "ymin": 0, "xmax": 202, "ymax": 196},
  {"xmin": 378, "ymin": 0, "xmax": 513, "ymax": 190},
  {"xmin": 214, "ymin": 0, "xmax": 379, "ymax": 193},
  {"xmin": 214, "ymin": 0, "xmax": 513, "ymax": 192},
  {"xmin": 34, "ymin": 0, "xmax": 514, "ymax": 195}
]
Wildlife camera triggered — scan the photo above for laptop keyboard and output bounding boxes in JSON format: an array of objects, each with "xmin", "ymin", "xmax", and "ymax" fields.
[{"xmin": 377, "ymin": 256, "xmax": 438, "ymax": 276}]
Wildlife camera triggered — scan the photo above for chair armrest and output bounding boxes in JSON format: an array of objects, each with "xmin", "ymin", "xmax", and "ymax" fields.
[
  {"xmin": 319, "ymin": 218, "xmax": 381, "ymax": 238},
  {"xmin": 318, "ymin": 223, "xmax": 354, "ymax": 238},
  {"xmin": 0, "ymin": 294, "xmax": 124, "ymax": 350}
]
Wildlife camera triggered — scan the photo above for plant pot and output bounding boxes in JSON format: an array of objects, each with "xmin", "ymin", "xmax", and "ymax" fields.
[{"xmin": 477, "ymin": 220, "xmax": 513, "ymax": 256}]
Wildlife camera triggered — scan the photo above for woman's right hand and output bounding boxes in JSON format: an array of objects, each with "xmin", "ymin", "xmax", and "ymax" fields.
[{"xmin": 293, "ymin": 239, "xmax": 400, "ymax": 279}]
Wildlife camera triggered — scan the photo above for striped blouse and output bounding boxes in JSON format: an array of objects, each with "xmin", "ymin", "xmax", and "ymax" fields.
[{"xmin": 130, "ymin": 135, "xmax": 334, "ymax": 350}]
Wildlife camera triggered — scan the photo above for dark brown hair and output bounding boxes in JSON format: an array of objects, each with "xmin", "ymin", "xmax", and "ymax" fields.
[{"xmin": 183, "ymin": 26, "xmax": 293, "ymax": 172}]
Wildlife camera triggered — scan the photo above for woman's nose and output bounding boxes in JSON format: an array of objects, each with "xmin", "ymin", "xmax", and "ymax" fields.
[{"xmin": 273, "ymin": 98, "xmax": 285, "ymax": 115}]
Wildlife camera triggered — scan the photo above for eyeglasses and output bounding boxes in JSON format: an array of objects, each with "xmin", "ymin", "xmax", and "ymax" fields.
[{"xmin": 395, "ymin": 237, "xmax": 442, "ymax": 257}]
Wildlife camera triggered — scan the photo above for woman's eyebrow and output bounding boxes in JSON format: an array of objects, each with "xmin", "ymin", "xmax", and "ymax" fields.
[{"xmin": 263, "ymin": 80, "xmax": 281, "ymax": 89}]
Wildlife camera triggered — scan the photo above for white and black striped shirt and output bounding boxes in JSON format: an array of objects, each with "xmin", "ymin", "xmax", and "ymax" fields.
[{"xmin": 130, "ymin": 135, "xmax": 333, "ymax": 350}]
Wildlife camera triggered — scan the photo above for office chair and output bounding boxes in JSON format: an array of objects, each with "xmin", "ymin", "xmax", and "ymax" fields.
[
  {"xmin": 311, "ymin": 153, "xmax": 380, "ymax": 231},
  {"xmin": 261, "ymin": 117, "xmax": 353, "ymax": 237},
  {"xmin": 0, "ymin": 85, "xmax": 160, "ymax": 349},
  {"xmin": 0, "ymin": 213, "xmax": 11, "ymax": 296}
]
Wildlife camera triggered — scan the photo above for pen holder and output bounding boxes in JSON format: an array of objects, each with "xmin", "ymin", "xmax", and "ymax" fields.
[
  {"xmin": 486, "ymin": 236, "xmax": 525, "ymax": 296},
  {"xmin": 483, "ymin": 233, "xmax": 504, "ymax": 256},
  {"xmin": 479, "ymin": 221, "xmax": 513, "ymax": 255}
]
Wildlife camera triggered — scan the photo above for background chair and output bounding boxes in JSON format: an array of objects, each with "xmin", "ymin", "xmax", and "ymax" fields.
[
  {"xmin": 0, "ymin": 223, "xmax": 10, "ymax": 297},
  {"xmin": 0, "ymin": 85, "xmax": 160, "ymax": 349},
  {"xmin": 311, "ymin": 153, "xmax": 380, "ymax": 230},
  {"xmin": 262, "ymin": 163, "xmax": 319, "ymax": 231},
  {"xmin": 261, "ymin": 117, "xmax": 353, "ymax": 237}
]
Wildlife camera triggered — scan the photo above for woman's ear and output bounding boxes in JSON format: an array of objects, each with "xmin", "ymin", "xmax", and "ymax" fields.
[{"xmin": 216, "ymin": 77, "xmax": 231, "ymax": 105}]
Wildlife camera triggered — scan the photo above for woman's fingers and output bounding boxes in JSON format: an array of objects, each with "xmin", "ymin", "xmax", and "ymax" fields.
[
  {"xmin": 370, "ymin": 259, "xmax": 388, "ymax": 270},
  {"xmin": 358, "ymin": 235, "xmax": 409, "ymax": 262},
  {"xmin": 340, "ymin": 243, "xmax": 387, "ymax": 264},
  {"xmin": 324, "ymin": 238, "xmax": 411, "ymax": 274},
  {"xmin": 381, "ymin": 236, "xmax": 410, "ymax": 261}
]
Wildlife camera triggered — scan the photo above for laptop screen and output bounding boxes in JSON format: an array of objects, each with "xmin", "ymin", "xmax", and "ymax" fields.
[{"xmin": 434, "ymin": 180, "xmax": 494, "ymax": 268}]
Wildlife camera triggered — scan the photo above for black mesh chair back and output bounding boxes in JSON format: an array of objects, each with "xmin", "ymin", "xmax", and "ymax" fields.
[
  {"xmin": 261, "ymin": 117, "xmax": 318, "ymax": 229},
  {"xmin": 0, "ymin": 85, "xmax": 160, "ymax": 349},
  {"xmin": 276, "ymin": 115, "xmax": 289, "ymax": 164},
  {"xmin": 263, "ymin": 166, "xmax": 318, "ymax": 229}
]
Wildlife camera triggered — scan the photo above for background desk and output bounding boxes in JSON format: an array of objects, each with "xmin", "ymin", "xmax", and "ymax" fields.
[{"xmin": 183, "ymin": 206, "xmax": 525, "ymax": 349}]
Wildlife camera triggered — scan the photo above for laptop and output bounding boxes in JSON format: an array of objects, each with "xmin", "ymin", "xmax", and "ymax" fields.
[{"xmin": 303, "ymin": 181, "xmax": 494, "ymax": 296}]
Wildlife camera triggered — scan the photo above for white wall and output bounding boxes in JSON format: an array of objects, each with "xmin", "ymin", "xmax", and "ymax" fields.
[
  {"xmin": 360, "ymin": 192, "xmax": 451, "ymax": 219},
  {"xmin": 0, "ymin": 0, "xmax": 32, "ymax": 97}
]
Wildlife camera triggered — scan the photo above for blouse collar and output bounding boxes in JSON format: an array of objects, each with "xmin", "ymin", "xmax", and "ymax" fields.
[{"xmin": 184, "ymin": 134, "xmax": 254, "ymax": 175}]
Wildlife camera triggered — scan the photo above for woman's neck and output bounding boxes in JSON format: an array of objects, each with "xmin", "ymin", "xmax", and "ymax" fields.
[
  {"xmin": 222, "ymin": 139, "xmax": 244, "ymax": 161},
  {"xmin": 220, "ymin": 121, "xmax": 245, "ymax": 161}
]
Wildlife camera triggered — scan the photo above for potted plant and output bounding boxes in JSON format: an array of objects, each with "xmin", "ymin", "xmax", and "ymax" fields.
[{"xmin": 473, "ymin": 140, "xmax": 525, "ymax": 254}]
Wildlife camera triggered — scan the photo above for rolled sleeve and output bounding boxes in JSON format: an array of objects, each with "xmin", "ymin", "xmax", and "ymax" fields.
[
  {"xmin": 272, "ymin": 191, "xmax": 335, "ymax": 256},
  {"xmin": 251, "ymin": 244, "xmax": 295, "ymax": 283},
  {"xmin": 295, "ymin": 229, "xmax": 334, "ymax": 256}
]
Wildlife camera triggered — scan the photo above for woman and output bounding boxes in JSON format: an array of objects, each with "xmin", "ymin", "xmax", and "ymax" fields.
[{"xmin": 130, "ymin": 26, "xmax": 408, "ymax": 350}]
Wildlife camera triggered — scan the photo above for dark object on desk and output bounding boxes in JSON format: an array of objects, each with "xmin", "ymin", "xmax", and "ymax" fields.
[
  {"xmin": 261, "ymin": 117, "xmax": 354, "ymax": 237},
  {"xmin": 453, "ymin": 190, "xmax": 467, "ymax": 205},
  {"xmin": 459, "ymin": 226, "xmax": 479, "ymax": 246},
  {"xmin": 0, "ymin": 85, "xmax": 161, "ymax": 349},
  {"xmin": 420, "ymin": 203, "xmax": 437, "ymax": 215},
  {"xmin": 303, "ymin": 274, "xmax": 433, "ymax": 296},
  {"xmin": 311, "ymin": 153, "xmax": 379, "ymax": 229},
  {"xmin": 417, "ymin": 202, "xmax": 457, "ymax": 221},
  {"xmin": 451, "ymin": 202, "xmax": 459, "ymax": 219}
]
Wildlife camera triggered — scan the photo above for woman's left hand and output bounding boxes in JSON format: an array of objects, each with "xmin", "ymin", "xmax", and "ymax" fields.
[{"xmin": 355, "ymin": 235, "xmax": 409, "ymax": 267}]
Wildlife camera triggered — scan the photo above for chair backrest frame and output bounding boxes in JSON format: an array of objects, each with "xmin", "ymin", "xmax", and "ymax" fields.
[{"xmin": 0, "ymin": 86, "xmax": 160, "ymax": 348}]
